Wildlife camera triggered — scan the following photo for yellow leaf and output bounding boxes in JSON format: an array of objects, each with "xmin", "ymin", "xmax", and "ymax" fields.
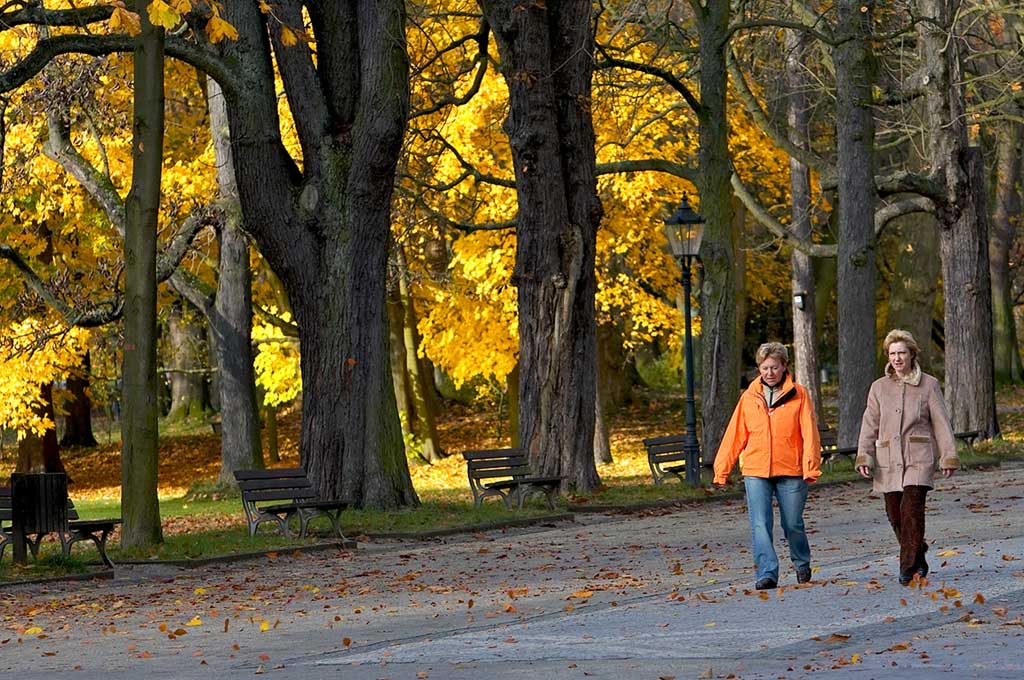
[
  {"xmin": 185, "ymin": 616, "xmax": 202, "ymax": 626},
  {"xmin": 193, "ymin": 587, "xmax": 207, "ymax": 595},
  {"xmin": 147, "ymin": 0, "xmax": 181, "ymax": 30},
  {"xmin": 110, "ymin": 7, "xmax": 142, "ymax": 35},
  {"xmin": 260, "ymin": 620, "xmax": 270, "ymax": 632},
  {"xmin": 568, "ymin": 590, "xmax": 594, "ymax": 600},
  {"xmin": 280, "ymin": 26, "xmax": 298, "ymax": 47},
  {"xmin": 206, "ymin": 16, "xmax": 239, "ymax": 43},
  {"xmin": 937, "ymin": 549, "xmax": 959, "ymax": 557},
  {"xmin": 24, "ymin": 627, "xmax": 43, "ymax": 635}
]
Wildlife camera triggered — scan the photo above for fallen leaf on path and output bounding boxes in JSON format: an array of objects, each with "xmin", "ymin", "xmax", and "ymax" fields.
[
  {"xmin": 937, "ymin": 550, "xmax": 959, "ymax": 557},
  {"xmin": 812, "ymin": 633, "xmax": 850, "ymax": 643}
]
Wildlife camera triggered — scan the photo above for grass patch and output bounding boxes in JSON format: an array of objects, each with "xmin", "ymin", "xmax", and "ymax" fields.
[
  {"xmin": 0, "ymin": 552, "xmax": 95, "ymax": 584},
  {"xmin": 109, "ymin": 527, "xmax": 324, "ymax": 562}
]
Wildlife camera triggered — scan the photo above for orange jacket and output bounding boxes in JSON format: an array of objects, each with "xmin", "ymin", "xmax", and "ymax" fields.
[{"xmin": 713, "ymin": 373, "xmax": 822, "ymax": 484}]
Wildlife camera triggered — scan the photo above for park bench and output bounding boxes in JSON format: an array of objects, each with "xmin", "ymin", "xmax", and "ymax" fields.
[
  {"xmin": 0, "ymin": 486, "xmax": 120, "ymax": 568},
  {"xmin": 462, "ymin": 448, "xmax": 564, "ymax": 510},
  {"xmin": 642, "ymin": 434, "xmax": 700, "ymax": 485},
  {"xmin": 954, "ymin": 430, "xmax": 979, "ymax": 451},
  {"xmin": 233, "ymin": 468, "xmax": 348, "ymax": 540}
]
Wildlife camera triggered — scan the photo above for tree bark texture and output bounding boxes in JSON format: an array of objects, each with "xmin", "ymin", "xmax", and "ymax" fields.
[
  {"xmin": 60, "ymin": 350, "xmax": 98, "ymax": 447},
  {"xmin": 207, "ymin": 75, "xmax": 262, "ymax": 483},
  {"xmin": 121, "ymin": 4, "xmax": 164, "ymax": 547},
  {"xmin": 166, "ymin": 299, "xmax": 209, "ymax": 421},
  {"xmin": 834, "ymin": 0, "xmax": 878, "ymax": 447},
  {"xmin": 989, "ymin": 122, "xmax": 1023, "ymax": 384},
  {"xmin": 786, "ymin": 27, "xmax": 821, "ymax": 416},
  {"xmin": 941, "ymin": 148, "xmax": 1000, "ymax": 436},
  {"xmin": 216, "ymin": 1, "xmax": 416, "ymax": 507},
  {"xmin": 480, "ymin": 0, "xmax": 602, "ymax": 492},
  {"xmin": 695, "ymin": 0, "xmax": 737, "ymax": 465},
  {"xmin": 919, "ymin": 0, "xmax": 999, "ymax": 438}
]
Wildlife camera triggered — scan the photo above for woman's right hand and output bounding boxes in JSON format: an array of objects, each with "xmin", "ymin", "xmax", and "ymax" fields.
[{"xmin": 857, "ymin": 465, "xmax": 872, "ymax": 479}]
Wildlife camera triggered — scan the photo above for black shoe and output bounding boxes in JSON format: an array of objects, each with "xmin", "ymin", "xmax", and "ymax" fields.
[
  {"xmin": 796, "ymin": 566, "xmax": 812, "ymax": 584},
  {"xmin": 755, "ymin": 577, "xmax": 777, "ymax": 590}
]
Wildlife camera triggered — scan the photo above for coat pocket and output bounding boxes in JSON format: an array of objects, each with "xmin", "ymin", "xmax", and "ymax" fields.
[
  {"xmin": 906, "ymin": 435, "xmax": 934, "ymax": 467},
  {"xmin": 874, "ymin": 439, "xmax": 892, "ymax": 467}
]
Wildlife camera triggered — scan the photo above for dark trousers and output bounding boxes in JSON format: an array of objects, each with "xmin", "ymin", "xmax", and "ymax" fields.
[{"xmin": 884, "ymin": 485, "xmax": 929, "ymax": 577}]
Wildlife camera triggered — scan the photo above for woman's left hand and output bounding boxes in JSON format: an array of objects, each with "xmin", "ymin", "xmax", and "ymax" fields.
[{"xmin": 941, "ymin": 468, "xmax": 956, "ymax": 478}]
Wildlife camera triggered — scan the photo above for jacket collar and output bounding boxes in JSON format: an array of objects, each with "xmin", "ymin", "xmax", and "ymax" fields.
[
  {"xmin": 886, "ymin": 360, "xmax": 922, "ymax": 386},
  {"xmin": 748, "ymin": 371, "xmax": 797, "ymax": 406}
]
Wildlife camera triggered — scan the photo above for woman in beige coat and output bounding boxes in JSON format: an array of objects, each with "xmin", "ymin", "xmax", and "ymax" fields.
[{"xmin": 855, "ymin": 329, "xmax": 960, "ymax": 585}]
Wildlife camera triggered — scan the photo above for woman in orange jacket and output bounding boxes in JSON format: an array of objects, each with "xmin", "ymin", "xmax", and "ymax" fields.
[{"xmin": 714, "ymin": 342, "xmax": 822, "ymax": 590}]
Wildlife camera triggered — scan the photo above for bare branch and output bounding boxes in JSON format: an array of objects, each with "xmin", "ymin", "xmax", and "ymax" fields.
[
  {"xmin": 595, "ymin": 45, "xmax": 704, "ymax": 117},
  {"xmin": 730, "ymin": 173, "xmax": 837, "ymax": 257},
  {"xmin": 727, "ymin": 49, "xmax": 829, "ymax": 173}
]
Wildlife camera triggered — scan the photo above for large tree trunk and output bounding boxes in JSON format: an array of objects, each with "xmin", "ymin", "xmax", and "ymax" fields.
[
  {"xmin": 786, "ymin": 27, "xmax": 821, "ymax": 414},
  {"xmin": 480, "ymin": 0, "xmax": 602, "ymax": 492},
  {"xmin": 834, "ymin": 0, "xmax": 878, "ymax": 447},
  {"xmin": 121, "ymin": 4, "xmax": 164, "ymax": 548},
  {"xmin": 60, "ymin": 351, "xmax": 98, "ymax": 447},
  {"xmin": 919, "ymin": 0, "xmax": 999, "ymax": 438},
  {"xmin": 885, "ymin": 212, "xmax": 941, "ymax": 374},
  {"xmin": 695, "ymin": 0, "xmax": 737, "ymax": 465},
  {"xmin": 217, "ymin": 1, "xmax": 417, "ymax": 508},
  {"xmin": 989, "ymin": 122, "xmax": 1023, "ymax": 385},
  {"xmin": 166, "ymin": 299, "xmax": 209, "ymax": 421},
  {"xmin": 940, "ymin": 148, "xmax": 999, "ymax": 436},
  {"xmin": 207, "ymin": 76, "xmax": 262, "ymax": 484}
]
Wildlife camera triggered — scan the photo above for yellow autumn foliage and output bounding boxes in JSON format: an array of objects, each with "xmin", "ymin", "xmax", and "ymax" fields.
[
  {"xmin": 0, "ymin": 318, "xmax": 91, "ymax": 438},
  {"xmin": 252, "ymin": 311, "xmax": 301, "ymax": 407}
]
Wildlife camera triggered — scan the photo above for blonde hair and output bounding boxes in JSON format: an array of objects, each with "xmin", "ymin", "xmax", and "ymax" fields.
[
  {"xmin": 883, "ymin": 329, "xmax": 920, "ymax": 361},
  {"xmin": 755, "ymin": 342, "xmax": 789, "ymax": 367}
]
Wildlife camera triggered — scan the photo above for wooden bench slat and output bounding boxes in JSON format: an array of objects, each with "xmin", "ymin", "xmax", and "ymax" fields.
[{"xmin": 232, "ymin": 468, "xmax": 308, "ymax": 480}]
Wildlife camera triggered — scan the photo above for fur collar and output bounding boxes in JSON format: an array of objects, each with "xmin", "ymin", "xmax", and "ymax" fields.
[{"xmin": 886, "ymin": 361, "xmax": 922, "ymax": 386}]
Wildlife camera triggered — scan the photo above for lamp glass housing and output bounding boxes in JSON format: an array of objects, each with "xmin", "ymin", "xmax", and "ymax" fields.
[{"xmin": 663, "ymin": 199, "xmax": 705, "ymax": 258}]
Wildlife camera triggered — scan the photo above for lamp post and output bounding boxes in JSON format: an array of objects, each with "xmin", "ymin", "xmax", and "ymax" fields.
[{"xmin": 663, "ymin": 197, "xmax": 705, "ymax": 486}]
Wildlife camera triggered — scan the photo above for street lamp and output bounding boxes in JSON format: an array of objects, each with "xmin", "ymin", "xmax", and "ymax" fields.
[{"xmin": 663, "ymin": 197, "xmax": 705, "ymax": 486}]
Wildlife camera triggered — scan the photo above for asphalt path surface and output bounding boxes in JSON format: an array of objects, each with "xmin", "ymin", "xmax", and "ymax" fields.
[{"xmin": 2, "ymin": 463, "xmax": 1022, "ymax": 679}]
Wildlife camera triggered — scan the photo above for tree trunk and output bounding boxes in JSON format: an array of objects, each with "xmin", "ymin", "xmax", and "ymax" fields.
[
  {"xmin": 387, "ymin": 286, "xmax": 415, "ymax": 448},
  {"xmin": 695, "ymin": 0, "xmax": 737, "ymax": 465},
  {"xmin": 17, "ymin": 383, "xmax": 63, "ymax": 474},
  {"xmin": 397, "ymin": 247, "xmax": 443, "ymax": 463},
  {"xmin": 940, "ymin": 148, "xmax": 999, "ymax": 436},
  {"xmin": 885, "ymin": 212, "xmax": 941, "ymax": 374},
  {"xmin": 218, "ymin": 0, "xmax": 417, "ymax": 508},
  {"xmin": 207, "ymin": 75, "xmax": 262, "ymax": 483},
  {"xmin": 593, "ymin": 386, "xmax": 611, "ymax": 466},
  {"xmin": 919, "ymin": 0, "xmax": 999, "ymax": 438},
  {"xmin": 480, "ymin": 0, "xmax": 602, "ymax": 492},
  {"xmin": 989, "ymin": 122, "xmax": 1023, "ymax": 385},
  {"xmin": 60, "ymin": 350, "xmax": 98, "ymax": 447},
  {"xmin": 786, "ymin": 27, "xmax": 821, "ymax": 415},
  {"xmin": 834, "ymin": 0, "xmax": 878, "ymax": 447},
  {"xmin": 507, "ymin": 363, "xmax": 520, "ymax": 447},
  {"xmin": 732, "ymin": 198, "xmax": 747, "ymax": 386},
  {"xmin": 121, "ymin": 3, "xmax": 164, "ymax": 548},
  {"xmin": 166, "ymin": 299, "xmax": 209, "ymax": 421}
]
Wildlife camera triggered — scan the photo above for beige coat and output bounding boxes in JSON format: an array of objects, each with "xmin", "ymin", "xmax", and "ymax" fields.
[{"xmin": 855, "ymin": 364, "xmax": 959, "ymax": 493}]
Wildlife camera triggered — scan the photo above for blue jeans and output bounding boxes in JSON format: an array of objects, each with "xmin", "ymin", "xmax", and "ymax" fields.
[{"xmin": 743, "ymin": 476, "xmax": 811, "ymax": 581}]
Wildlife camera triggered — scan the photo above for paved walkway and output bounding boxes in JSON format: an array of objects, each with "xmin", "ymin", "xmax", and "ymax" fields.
[{"xmin": 1, "ymin": 463, "xmax": 1022, "ymax": 679}]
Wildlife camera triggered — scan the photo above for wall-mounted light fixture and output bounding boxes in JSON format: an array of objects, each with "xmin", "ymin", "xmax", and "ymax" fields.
[{"xmin": 793, "ymin": 292, "xmax": 807, "ymax": 311}]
